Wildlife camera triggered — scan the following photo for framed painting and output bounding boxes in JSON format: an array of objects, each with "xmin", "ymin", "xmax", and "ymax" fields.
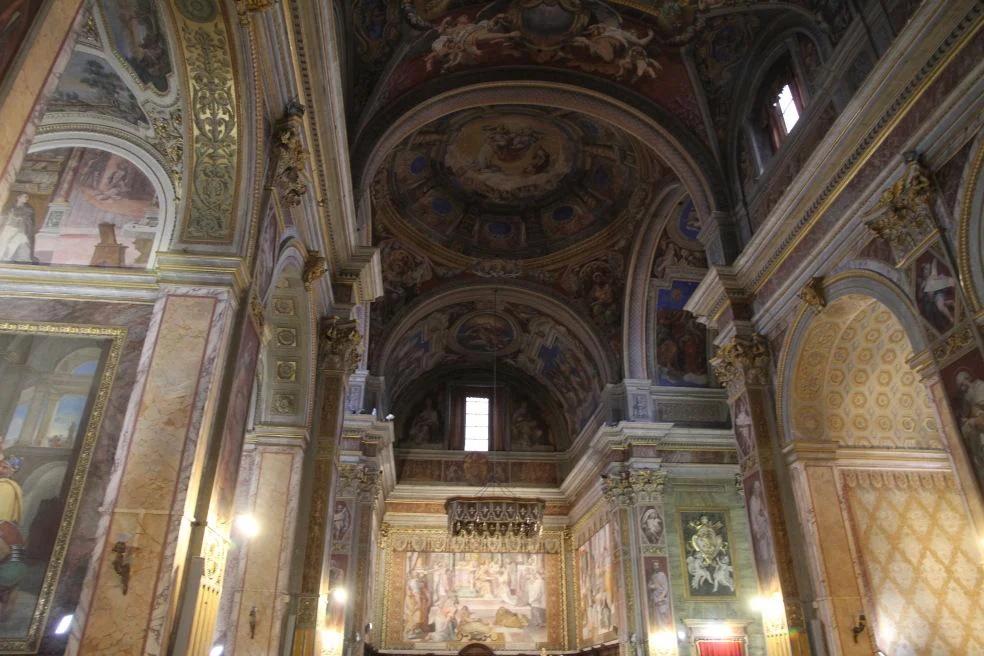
[
  {"xmin": 0, "ymin": 321, "xmax": 123, "ymax": 652},
  {"xmin": 678, "ymin": 510, "xmax": 737, "ymax": 599}
]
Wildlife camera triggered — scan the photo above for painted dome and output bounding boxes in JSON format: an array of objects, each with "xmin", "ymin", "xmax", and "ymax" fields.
[{"xmin": 377, "ymin": 105, "xmax": 659, "ymax": 260}]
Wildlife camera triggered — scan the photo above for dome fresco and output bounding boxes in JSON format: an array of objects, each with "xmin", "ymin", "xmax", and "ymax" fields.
[{"xmin": 378, "ymin": 105, "xmax": 660, "ymax": 260}]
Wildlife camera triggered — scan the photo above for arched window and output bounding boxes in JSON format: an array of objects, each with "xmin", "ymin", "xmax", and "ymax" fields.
[{"xmin": 757, "ymin": 55, "xmax": 805, "ymax": 152}]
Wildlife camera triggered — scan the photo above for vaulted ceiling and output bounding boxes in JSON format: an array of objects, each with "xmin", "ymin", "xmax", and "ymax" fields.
[{"xmin": 345, "ymin": 0, "xmax": 849, "ymax": 442}]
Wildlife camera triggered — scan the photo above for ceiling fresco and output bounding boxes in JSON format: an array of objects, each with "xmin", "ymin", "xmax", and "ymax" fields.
[
  {"xmin": 376, "ymin": 105, "xmax": 659, "ymax": 260},
  {"xmin": 379, "ymin": 295, "xmax": 608, "ymax": 434}
]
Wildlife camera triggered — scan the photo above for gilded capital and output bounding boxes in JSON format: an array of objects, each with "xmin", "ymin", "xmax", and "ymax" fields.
[
  {"xmin": 711, "ymin": 333, "xmax": 771, "ymax": 389},
  {"xmin": 601, "ymin": 466, "xmax": 666, "ymax": 507},
  {"xmin": 864, "ymin": 152, "xmax": 937, "ymax": 265},
  {"xmin": 318, "ymin": 316, "xmax": 362, "ymax": 374}
]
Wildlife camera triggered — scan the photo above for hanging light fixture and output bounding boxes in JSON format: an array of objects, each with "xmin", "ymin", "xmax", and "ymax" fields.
[{"xmin": 445, "ymin": 288, "xmax": 545, "ymax": 539}]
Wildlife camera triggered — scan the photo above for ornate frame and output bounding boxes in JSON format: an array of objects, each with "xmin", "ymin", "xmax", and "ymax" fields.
[
  {"xmin": 676, "ymin": 508, "xmax": 740, "ymax": 602},
  {"xmin": 0, "ymin": 321, "xmax": 125, "ymax": 653}
]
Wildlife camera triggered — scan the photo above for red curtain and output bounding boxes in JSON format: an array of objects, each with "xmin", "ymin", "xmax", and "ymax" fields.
[{"xmin": 697, "ymin": 640, "xmax": 745, "ymax": 656}]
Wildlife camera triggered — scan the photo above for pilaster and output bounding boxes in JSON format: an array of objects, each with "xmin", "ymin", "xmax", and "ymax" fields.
[{"xmin": 289, "ymin": 316, "xmax": 362, "ymax": 656}]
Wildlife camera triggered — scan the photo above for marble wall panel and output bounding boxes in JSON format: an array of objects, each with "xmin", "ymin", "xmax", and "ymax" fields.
[
  {"xmin": 80, "ymin": 295, "xmax": 218, "ymax": 654},
  {"xmin": 0, "ymin": 297, "xmax": 152, "ymax": 652}
]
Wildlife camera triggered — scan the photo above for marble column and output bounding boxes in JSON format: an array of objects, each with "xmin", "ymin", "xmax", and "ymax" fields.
[
  {"xmin": 289, "ymin": 317, "xmax": 362, "ymax": 656},
  {"xmin": 213, "ymin": 426, "xmax": 308, "ymax": 655},
  {"xmin": 601, "ymin": 465, "xmax": 677, "ymax": 656},
  {"xmin": 74, "ymin": 290, "xmax": 234, "ymax": 655},
  {"xmin": 711, "ymin": 333, "xmax": 807, "ymax": 656}
]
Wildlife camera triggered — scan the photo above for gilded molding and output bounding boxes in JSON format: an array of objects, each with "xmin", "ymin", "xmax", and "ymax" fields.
[
  {"xmin": 172, "ymin": 0, "xmax": 240, "ymax": 243},
  {"xmin": 236, "ymin": 0, "xmax": 279, "ymax": 25}
]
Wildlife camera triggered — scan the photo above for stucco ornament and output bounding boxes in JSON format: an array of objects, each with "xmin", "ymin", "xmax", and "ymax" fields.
[
  {"xmin": 601, "ymin": 466, "xmax": 667, "ymax": 507},
  {"xmin": 273, "ymin": 101, "xmax": 309, "ymax": 208},
  {"xmin": 797, "ymin": 276, "xmax": 826, "ymax": 310},
  {"xmin": 302, "ymin": 250, "xmax": 327, "ymax": 291}
]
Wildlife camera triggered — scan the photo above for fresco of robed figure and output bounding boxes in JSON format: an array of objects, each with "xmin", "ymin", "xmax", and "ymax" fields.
[
  {"xmin": 0, "ymin": 329, "xmax": 114, "ymax": 645},
  {"xmin": 0, "ymin": 147, "xmax": 161, "ymax": 268}
]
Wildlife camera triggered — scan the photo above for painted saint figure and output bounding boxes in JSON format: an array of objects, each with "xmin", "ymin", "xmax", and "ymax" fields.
[
  {"xmin": 0, "ymin": 193, "xmax": 36, "ymax": 263},
  {"xmin": 955, "ymin": 369, "xmax": 984, "ymax": 474}
]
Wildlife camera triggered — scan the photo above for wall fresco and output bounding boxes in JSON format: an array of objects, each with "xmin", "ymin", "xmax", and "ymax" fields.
[
  {"xmin": 576, "ymin": 523, "xmax": 619, "ymax": 646},
  {"xmin": 1, "ymin": 148, "xmax": 160, "ymax": 268}
]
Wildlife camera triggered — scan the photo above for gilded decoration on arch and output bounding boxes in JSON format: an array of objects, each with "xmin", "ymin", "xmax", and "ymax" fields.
[
  {"xmin": 864, "ymin": 151, "xmax": 939, "ymax": 266},
  {"xmin": 174, "ymin": 3, "xmax": 239, "ymax": 243}
]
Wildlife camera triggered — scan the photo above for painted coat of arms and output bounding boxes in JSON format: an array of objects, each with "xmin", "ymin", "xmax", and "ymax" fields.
[{"xmin": 679, "ymin": 511, "xmax": 736, "ymax": 598}]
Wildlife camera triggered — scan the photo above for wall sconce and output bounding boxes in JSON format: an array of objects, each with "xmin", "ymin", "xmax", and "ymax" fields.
[
  {"xmin": 249, "ymin": 606, "xmax": 257, "ymax": 639},
  {"xmin": 851, "ymin": 613, "xmax": 866, "ymax": 643},
  {"xmin": 111, "ymin": 541, "xmax": 133, "ymax": 595}
]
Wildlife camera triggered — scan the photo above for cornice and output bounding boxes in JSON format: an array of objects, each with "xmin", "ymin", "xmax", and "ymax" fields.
[
  {"xmin": 155, "ymin": 252, "xmax": 250, "ymax": 297},
  {"xmin": 0, "ymin": 265, "xmax": 160, "ymax": 303},
  {"xmin": 727, "ymin": 2, "xmax": 982, "ymax": 304}
]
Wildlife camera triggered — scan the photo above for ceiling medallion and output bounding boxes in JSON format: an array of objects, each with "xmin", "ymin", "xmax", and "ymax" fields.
[{"xmin": 446, "ymin": 496, "xmax": 545, "ymax": 539}]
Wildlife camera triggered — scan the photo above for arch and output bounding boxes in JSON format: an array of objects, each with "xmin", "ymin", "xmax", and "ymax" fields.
[
  {"xmin": 352, "ymin": 80, "xmax": 728, "ymax": 236},
  {"xmin": 379, "ymin": 282, "xmax": 616, "ymax": 386},
  {"xmin": 956, "ymin": 131, "xmax": 984, "ymax": 311},
  {"xmin": 26, "ymin": 131, "xmax": 179, "ymax": 266},
  {"xmin": 253, "ymin": 241, "xmax": 316, "ymax": 427},
  {"xmin": 778, "ymin": 269, "xmax": 937, "ymax": 445},
  {"xmin": 55, "ymin": 347, "xmax": 101, "ymax": 375},
  {"xmin": 622, "ymin": 184, "xmax": 685, "ymax": 379}
]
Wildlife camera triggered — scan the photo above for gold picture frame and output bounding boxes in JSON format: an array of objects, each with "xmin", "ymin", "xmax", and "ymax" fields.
[{"xmin": 0, "ymin": 321, "xmax": 125, "ymax": 652}]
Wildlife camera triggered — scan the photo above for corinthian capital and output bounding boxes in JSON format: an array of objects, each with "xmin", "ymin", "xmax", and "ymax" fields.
[
  {"xmin": 318, "ymin": 316, "xmax": 362, "ymax": 374},
  {"xmin": 601, "ymin": 466, "xmax": 666, "ymax": 508},
  {"xmin": 711, "ymin": 333, "xmax": 771, "ymax": 389},
  {"xmin": 337, "ymin": 463, "xmax": 381, "ymax": 501},
  {"xmin": 864, "ymin": 151, "xmax": 938, "ymax": 266}
]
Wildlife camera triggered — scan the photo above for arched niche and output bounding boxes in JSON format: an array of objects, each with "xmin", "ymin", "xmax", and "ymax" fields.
[
  {"xmin": 779, "ymin": 271, "xmax": 940, "ymax": 447},
  {"xmin": 253, "ymin": 244, "xmax": 316, "ymax": 427},
  {"xmin": 2, "ymin": 132, "xmax": 177, "ymax": 269}
]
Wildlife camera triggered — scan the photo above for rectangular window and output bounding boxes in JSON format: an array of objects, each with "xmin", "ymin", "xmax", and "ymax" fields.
[
  {"xmin": 776, "ymin": 84, "xmax": 800, "ymax": 133},
  {"xmin": 463, "ymin": 395, "xmax": 490, "ymax": 451}
]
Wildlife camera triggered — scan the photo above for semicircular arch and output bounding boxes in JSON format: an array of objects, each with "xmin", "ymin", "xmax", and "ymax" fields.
[{"xmin": 779, "ymin": 270, "xmax": 941, "ymax": 448}]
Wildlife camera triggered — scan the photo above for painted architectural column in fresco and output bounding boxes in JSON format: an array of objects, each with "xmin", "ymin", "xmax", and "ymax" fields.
[
  {"xmin": 74, "ymin": 289, "xmax": 235, "ymax": 655},
  {"xmin": 601, "ymin": 465, "xmax": 677, "ymax": 656},
  {"xmin": 290, "ymin": 316, "xmax": 362, "ymax": 656},
  {"xmin": 711, "ymin": 333, "xmax": 805, "ymax": 656}
]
